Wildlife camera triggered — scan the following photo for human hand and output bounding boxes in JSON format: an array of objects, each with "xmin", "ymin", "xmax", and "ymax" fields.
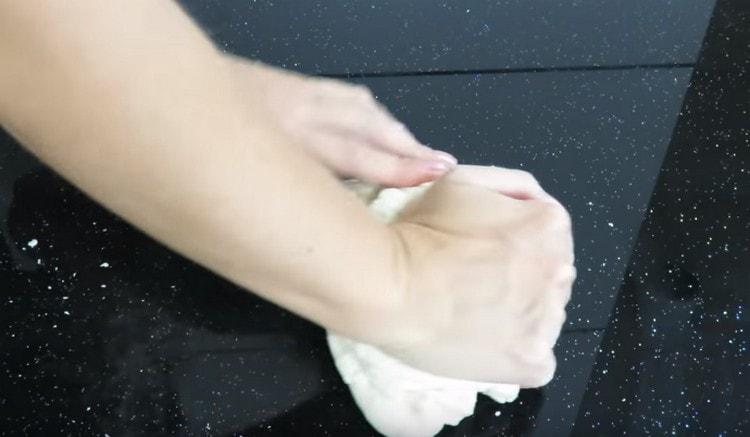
[
  {"xmin": 377, "ymin": 165, "xmax": 575, "ymax": 387},
  {"xmin": 228, "ymin": 56, "xmax": 457, "ymax": 187}
]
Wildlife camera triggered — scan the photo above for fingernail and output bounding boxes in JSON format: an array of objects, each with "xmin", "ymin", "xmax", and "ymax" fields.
[
  {"xmin": 424, "ymin": 159, "xmax": 451, "ymax": 173},
  {"xmin": 432, "ymin": 151, "xmax": 458, "ymax": 166}
]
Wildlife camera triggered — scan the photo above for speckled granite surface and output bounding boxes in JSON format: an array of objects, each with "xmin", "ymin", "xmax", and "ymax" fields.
[{"xmin": 2, "ymin": 1, "xmax": 748, "ymax": 435}]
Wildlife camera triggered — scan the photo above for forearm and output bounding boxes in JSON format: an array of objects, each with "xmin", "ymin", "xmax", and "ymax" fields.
[{"xmin": 0, "ymin": 1, "xmax": 401, "ymax": 340}]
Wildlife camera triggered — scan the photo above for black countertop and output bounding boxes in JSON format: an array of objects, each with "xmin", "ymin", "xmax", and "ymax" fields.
[{"xmin": 1, "ymin": 1, "xmax": 748, "ymax": 435}]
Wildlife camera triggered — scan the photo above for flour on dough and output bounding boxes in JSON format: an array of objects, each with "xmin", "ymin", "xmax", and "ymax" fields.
[{"xmin": 327, "ymin": 182, "xmax": 520, "ymax": 437}]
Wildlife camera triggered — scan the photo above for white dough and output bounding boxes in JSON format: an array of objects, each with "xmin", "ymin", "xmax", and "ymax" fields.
[{"xmin": 327, "ymin": 183, "xmax": 520, "ymax": 437}]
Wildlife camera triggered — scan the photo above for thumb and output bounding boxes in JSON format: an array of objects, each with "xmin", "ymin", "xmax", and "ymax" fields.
[{"xmin": 447, "ymin": 165, "xmax": 560, "ymax": 205}]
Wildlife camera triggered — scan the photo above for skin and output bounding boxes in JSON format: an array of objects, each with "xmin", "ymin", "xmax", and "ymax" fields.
[
  {"xmin": 0, "ymin": 1, "xmax": 575, "ymax": 386},
  {"xmin": 228, "ymin": 55, "xmax": 459, "ymax": 187}
]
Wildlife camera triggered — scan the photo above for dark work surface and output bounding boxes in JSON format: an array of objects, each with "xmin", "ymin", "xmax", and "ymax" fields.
[
  {"xmin": 178, "ymin": 0, "xmax": 715, "ymax": 75},
  {"xmin": 356, "ymin": 68, "xmax": 691, "ymax": 330},
  {"xmin": 2, "ymin": 1, "xmax": 749, "ymax": 436},
  {"xmin": 573, "ymin": 2, "xmax": 750, "ymax": 435}
]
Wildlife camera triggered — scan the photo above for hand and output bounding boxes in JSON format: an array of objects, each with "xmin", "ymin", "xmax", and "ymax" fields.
[
  {"xmin": 228, "ymin": 56, "xmax": 457, "ymax": 187},
  {"xmin": 378, "ymin": 165, "xmax": 575, "ymax": 387}
]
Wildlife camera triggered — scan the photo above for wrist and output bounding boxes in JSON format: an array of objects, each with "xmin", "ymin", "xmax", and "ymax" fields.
[
  {"xmin": 289, "ymin": 222, "xmax": 407, "ymax": 343},
  {"xmin": 366, "ymin": 222, "xmax": 455, "ymax": 352},
  {"xmin": 327, "ymin": 222, "xmax": 424, "ymax": 351}
]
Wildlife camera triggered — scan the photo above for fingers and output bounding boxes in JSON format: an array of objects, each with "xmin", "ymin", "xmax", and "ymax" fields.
[
  {"xmin": 533, "ymin": 307, "xmax": 567, "ymax": 347},
  {"xmin": 511, "ymin": 344, "xmax": 557, "ymax": 388},
  {"xmin": 325, "ymin": 140, "xmax": 455, "ymax": 187},
  {"xmin": 363, "ymin": 104, "xmax": 458, "ymax": 165},
  {"xmin": 400, "ymin": 175, "xmax": 536, "ymax": 234},
  {"xmin": 519, "ymin": 352, "xmax": 557, "ymax": 388},
  {"xmin": 522, "ymin": 202, "xmax": 575, "ymax": 264},
  {"xmin": 312, "ymin": 82, "xmax": 459, "ymax": 174},
  {"xmin": 268, "ymin": 74, "xmax": 460, "ymax": 185},
  {"xmin": 557, "ymin": 265, "xmax": 577, "ymax": 304},
  {"xmin": 365, "ymin": 110, "xmax": 434, "ymax": 159},
  {"xmin": 520, "ymin": 305, "xmax": 565, "ymax": 388}
]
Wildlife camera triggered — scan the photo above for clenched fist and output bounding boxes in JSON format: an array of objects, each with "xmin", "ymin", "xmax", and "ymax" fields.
[{"xmin": 376, "ymin": 165, "xmax": 575, "ymax": 387}]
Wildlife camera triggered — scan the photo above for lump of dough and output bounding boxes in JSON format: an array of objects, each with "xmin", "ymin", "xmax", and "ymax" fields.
[{"xmin": 327, "ymin": 182, "xmax": 520, "ymax": 437}]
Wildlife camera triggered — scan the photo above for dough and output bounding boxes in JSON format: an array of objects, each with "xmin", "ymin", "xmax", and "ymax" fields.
[{"xmin": 327, "ymin": 182, "xmax": 520, "ymax": 437}]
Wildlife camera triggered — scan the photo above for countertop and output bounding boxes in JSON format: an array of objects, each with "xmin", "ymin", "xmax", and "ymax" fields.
[{"xmin": 1, "ymin": 1, "xmax": 748, "ymax": 435}]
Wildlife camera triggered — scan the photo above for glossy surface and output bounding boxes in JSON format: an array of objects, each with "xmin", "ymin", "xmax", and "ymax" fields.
[
  {"xmin": 180, "ymin": 0, "xmax": 714, "ymax": 74},
  {"xmin": 573, "ymin": 3, "xmax": 750, "ymax": 434},
  {"xmin": 356, "ymin": 69, "xmax": 690, "ymax": 330},
  {"xmin": 1, "ymin": 1, "xmax": 748, "ymax": 435}
]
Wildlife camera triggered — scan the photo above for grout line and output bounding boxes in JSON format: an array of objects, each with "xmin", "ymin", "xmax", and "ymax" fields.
[
  {"xmin": 317, "ymin": 62, "xmax": 695, "ymax": 79},
  {"xmin": 562, "ymin": 326, "xmax": 605, "ymax": 334}
]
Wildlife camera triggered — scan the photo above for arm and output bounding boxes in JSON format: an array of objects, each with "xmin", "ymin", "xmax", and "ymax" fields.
[
  {"xmin": 0, "ymin": 1, "xmax": 575, "ymax": 385},
  {"xmin": 0, "ymin": 0, "xmax": 399, "ymax": 341}
]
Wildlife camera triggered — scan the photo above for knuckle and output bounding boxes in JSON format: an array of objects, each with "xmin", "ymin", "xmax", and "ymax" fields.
[
  {"xmin": 560, "ymin": 209, "xmax": 573, "ymax": 229},
  {"xmin": 352, "ymin": 85, "xmax": 375, "ymax": 102},
  {"xmin": 515, "ymin": 170, "xmax": 540, "ymax": 186},
  {"xmin": 539, "ymin": 202, "xmax": 572, "ymax": 229},
  {"xmin": 554, "ymin": 263, "xmax": 577, "ymax": 284},
  {"xmin": 524, "ymin": 352, "xmax": 556, "ymax": 387},
  {"xmin": 537, "ymin": 355, "xmax": 557, "ymax": 386},
  {"xmin": 566, "ymin": 264, "xmax": 578, "ymax": 281},
  {"xmin": 509, "ymin": 169, "xmax": 539, "ymax": 185},
  {"xmin": 563, "ymin": 285, "xmax": 574, "ymax": 304},
  {"xmin": 549, "ymin": 307, "xmax": 567, "ymax": 328}
]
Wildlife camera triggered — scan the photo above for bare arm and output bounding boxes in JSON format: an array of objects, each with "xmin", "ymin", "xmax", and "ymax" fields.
[
  {"xmin": 0, "ymin": 1, "xmax": 575, "ymax": 385},
  {"xmin": 0, "ymin": 0, "xmax": 400, "ymax": 341}
]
